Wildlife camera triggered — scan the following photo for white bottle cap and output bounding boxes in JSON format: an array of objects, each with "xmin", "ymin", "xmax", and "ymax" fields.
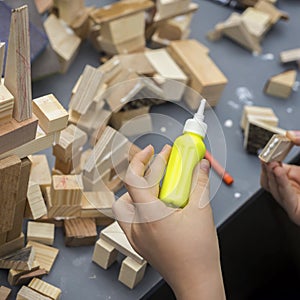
[{"xmin": 183, "ymin": 99, "xmax": 207, "ymax": 137}]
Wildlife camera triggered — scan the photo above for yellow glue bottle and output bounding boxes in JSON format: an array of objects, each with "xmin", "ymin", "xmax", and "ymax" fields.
[{"xmin": 159, "ymin": 99, "xmax": 207, "ymax": 208}]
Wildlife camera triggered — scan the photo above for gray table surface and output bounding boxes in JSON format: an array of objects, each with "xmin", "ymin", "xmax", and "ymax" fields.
[{"xmin": 1, "ymin": 0, "xmax": 300, "ymax": 299}]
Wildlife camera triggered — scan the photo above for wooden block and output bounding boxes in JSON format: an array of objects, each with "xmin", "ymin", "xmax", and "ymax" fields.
[
  {"xmin": 100, "ymin": 222, "xmax": 145, "ymax": 264},
  {"xmin": 0, "ymin": 233, "xmax": 7, "ymax": 246},
  {"xmin": 264, "ymin": 70, "xmax": 297, "ymax": 99},
  {"xmin": 0, "ymin": 42, "xmax": 5, "ymax": 75},
  {"xmin": 0, "ymin": 286, "xmax": 11, "ymax": 300},
  {"xmin": 44, "ymin": 187, "xmax": 81, "ymax": 218},
  {"xmin": 8, "ymin": 260, "xmax": 40, "ymax": 286},
  {"xmin": 0, "ymin": 233, "xmax": 24, "ymax": 257},
  {"xmin": 29, "ymin": 278, "xmax": 61, "ymax": 300},
  {"xmin": 0, "ymin": 155, "xmax": 21, "ymax": 233},
  {"xmin": 118, "ymin": 53, "xmax": 155, "ymax": 75},
  {"xmin": 27, "ymin": 222, "xmax": 55, "ymax": 246},
  {"xmin": 118, "ymin": 256, "xmax": 147, "ymax": 289},
  {"xmin": 32, "ymin": 94, "xmax": 68, "ymax": 133},
  {"xmin": 0, "ymin": 114, "xmax": 38, "ymax": 155},
  {"xmin": 26, "ymin": 241, "xmax": 59, "ymax": 273},
  {"xmin": 54, "ymin": 0, "xmax": 84, "ymax": 25},
  {"xmin": 280, "ymin": 48, "xmax": 300, "ymax": 64},
  {"xmin": 95, "ymin": 216, "xmax": 114, "ymax": 226},
  {"xmin": 15, "ymin": 268, "xmax": 47, "ymax": 286},
  {"xmin": 244, "ymin": 117, "xmax": 285, "ymax": 154},
  {"xmin": 51, "ymin": 175, "xmax": 82, "ymax": 206},
  {"xmin": 17, "ymin": 286, "xmax": 52, "ymax": 300},
  {"xmin": 259, "ymin": 134, "xmax": 293, "ymax": 163},
  {"xmin": 44, "ymin": 14, "xmax": 81, "ymax": 73},
  {"xmin": 0, "ymin": 84, "xmax": 14, "ymax": 126},
  {"xmin": 71, "ymin": 7, "xmax": 94, "ymax": 39},
  {"xmin": 63, "ymin": 218, "xmax": 97, "ymax": 247},
  {"xmin": 92, "ymin": 238, "xmax": 118, "ymax": 269},
  {"xmin": 29, "ymin": 155, "xmax": 52, "ymax": 192},
  {"xmin": 34, "ymin": 0, "xmax": 54, "ymax": 14},
  {"xmin": 54, "ymin": 156, "xmax": 77, "ymax": 175},
  {"xmin": 168, "ymin": 40, "xmax": 228, "ymax": 107},
  {"xmin": 4, "ymin": 5, "xmax": 32, "ymax": 122},
  {"xmin": 155, "ymin": 0, "xmax": 190, "ymax": 20},
  {"xmin": 27, "ymin": 184, "xmax": 48, "ymax": 220},
  {"xmin": 0, "ymin": 246, "xmax": 35, "ymax": 271}
]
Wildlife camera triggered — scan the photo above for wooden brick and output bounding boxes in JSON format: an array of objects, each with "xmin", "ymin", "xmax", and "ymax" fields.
[
  {"xmin": 0, "ymin": 155, "xmax": 21, "ymax": 233},
  {"xmin": 27, "ymin": 222, "xmax": 55, "ymax": 246},
  {"xmin": 0, "ymin": 233, "xmax": 24, "ymax": 257},
  {"xmin": 33, "ymin": 94, "xmax": 68, "ymax": 133},
  {"xmin": 280, "ymin": 48, "xmax": 300, "ymax": 64},
  {"xmin": 63, "ymin": 218, "xmax": 97, "ymax": 247},
  {"xmin": 0, "ymin": 285, "xmax": 11, "ymax": 300},
  {"xmin": 0, "ymin": 246, "xmax": 35, "ymax": 270},
  {"xmin": 118, "ymin": 256, "xmax": 147, "ymax": 289},
  {"xmin": 27, "ymin": 184, "xmax": 48, "ymax": 220},
  {"xmin": 26, "ymin": 241, "xmax": 59, "ymax": 273},
  {"xmin": 17, "ymin": 286, "xmax": 52, "ymax": 300},
  {"xmin": 0, "ymin": 115, "xmax": 38, "ymax": 155},
  {"xmin": 29, "ymin": 278, "xmax": 61, "ymax": 300},
  {"xmin": 0, "ymin": 84, "xmax": 14, "ymax": 126},
  {"xmin": 92, "ymin": 238, "xmax": 118, "ymax": 269}
]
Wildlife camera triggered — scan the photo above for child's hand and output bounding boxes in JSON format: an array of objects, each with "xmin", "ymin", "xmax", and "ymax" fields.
[{"xmin": 113, "ymin": 145, "xmax": 225, "ymax": 300}]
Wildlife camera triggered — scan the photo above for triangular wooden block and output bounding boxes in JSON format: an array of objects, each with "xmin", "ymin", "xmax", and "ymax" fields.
[
  {"xmin": 0, "ymin": 246, "xmax": 35, "ymax": 270},
  {"xmin": 270, "ymin": 70, "xmax": 297, "ymax": 86}
]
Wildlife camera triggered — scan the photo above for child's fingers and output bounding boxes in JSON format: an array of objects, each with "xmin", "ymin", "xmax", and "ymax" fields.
[
  {"xmin": 260, "ymin": 162, "xmax": 270, "ymax": 191},
  {"xmin": 286, "ymin": 131, "xmax": 300, "ymax": 146},
  {"xmin": 266, "ymin": 162, "xmax": 281, "ymax": 203}
]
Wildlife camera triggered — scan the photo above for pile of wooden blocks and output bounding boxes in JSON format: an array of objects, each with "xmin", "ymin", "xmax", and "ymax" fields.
[{"xmin": 207, "ymin": 0, "xmax": 289, "ymax": 54}]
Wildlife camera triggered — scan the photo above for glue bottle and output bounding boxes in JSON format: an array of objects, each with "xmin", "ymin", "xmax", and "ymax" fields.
[{"xmin": 159, "ymin": 99, "xmax": 207, "ymax": 208}]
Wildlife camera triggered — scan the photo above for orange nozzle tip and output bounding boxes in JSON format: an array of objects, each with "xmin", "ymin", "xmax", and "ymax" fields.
[{"xmin": 223, "ymin": 173, "xmax": 234, "ymax": 185}]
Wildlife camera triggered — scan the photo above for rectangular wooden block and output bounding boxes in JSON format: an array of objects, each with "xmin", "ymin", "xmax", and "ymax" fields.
[
  {"xmin": 51, "ymin": 175, "xmax": 82, "ymax": 206},
  {"xmin": 0, "ymin": 285, "xmax": 11, "ymax": 300},
  {"xmin": 0, "ymin": 84, "xmax": 14, "ymax": 126},
  {"xmin": 26, "ymin": 241, "xmax": 59, "ymax": 273},
  {"xmin": 27, "ymin": 222, "xmax": 55, "ymax": 246},
  {"xmin": 17, "ymin": 285, "xmax": 52, "ymax": 300},
  {"xmin": 27, "ymin": 184, "xmax": 48, "ymax": 220},
  {"xmin": 29, "ymin": 278, "xmax": 61, "ymax": 300},
  {"xmin": 0, "ymin": 114, "xmax": 38, "ymax": 155},
  {"xmin": 0, "ymin": 233, "xmax": 24, "ymax": 257},
  {"xmin": 33, "ymin": 94, "xmax": 68, "ymax": 133},
  {"xmin": 0, "ymin": 155, "xmax": 21, "ymax": 233},
  {"xmin": 92, "ymin": 238, "xmax": 118, "ymax": 269},
  {"xmin": 63, "ymin": 218, "xmax": 97, "ymax": 247}
]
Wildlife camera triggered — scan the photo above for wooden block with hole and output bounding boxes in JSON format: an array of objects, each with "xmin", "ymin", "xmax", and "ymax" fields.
[
  {"xmin": 27, "ymin": 184, "xmax": 48, "ymax": 220},
  {"xmin": 27, "ymin": 222, "xmax": 55, "ymax": 246},
  {"xmin": 44, "ymin": 14, "xmax": 81, "ymax": 73},
  {"xmin": 17, "ymin": 285, "xmax": 52, "ymax": 300},
  {"xmin": 63, "ymin": 218, "xmax": 97, "ymax": 247},
  {"xmin": 51, "ymin": 175, "xmax": 82, "ymax": 206},
  {"xmin": 168, "ymin": 39, "xmax": 227, "ymax": 108},
  {"xmin": 259, "ymin": 134, "xmax": 293, "ymax": 163},
  {"xmin": 0, "ymin": 247, "xmax": 35, "ymax": 270},
  {"xmin": 26, "ymin": 241, "xmax": 59, "ymax": 273},
  {"xmin": 29, "ymin": 278, "xmax": 61, "ymax": 300},
  {"xmin": 0, "ymin": 286, "xmax": 11, "ymax": 300},
  {"xmin": 264, "ymin": 70, "xmax": 297, "ymax": 99},
  {"xmin": 118, "ymin": 257, "xmax": 147, "ymax": 289},
  {"xmin": 92, "ymin": 238, "xmax": 118, "ymax": 269},
  {"xmin": 0, "ymin": 155, "xmax": 21, "ymax": 233},
  {"xmin": 32, "ymin": 94, "xmax": 68, "ymax": 133}
]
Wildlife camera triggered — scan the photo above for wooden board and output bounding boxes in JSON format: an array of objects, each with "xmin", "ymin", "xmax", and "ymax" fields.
[
  {"xmin": 26, "ymin": 241, "xmax": 59, "ymax": 273},
  {"xmin": 29, "ymin": 155, "xmax": 51, "ymax": 192},
  {"xmin": 17, "ymin": 285, "xmax": 52, "ymax": 300},
  {"xmin": 4, "ymin": 5, "xmax": 32, "ymax": 122},
  {"xmin": 32, "ymin": 94, "xmax": 68, "ymax": 133},
  {"xmin": 0, "ymin": 155, "xmax": 21, "ymax": 233},
  {"xmin": 27, "ymin": 222, "xmax": 55, "ymax": 246},
  {"xmin": 0, "ymin": 285, "xmax": 11, "ymax": 300},
  {"xmin": 63, "ymin": 218, "xmax": 97, "ymax": 247},
  {"xmin": 29, "ymin": 278, "xmax": 61, "ymax": 300},
  {"xmin": 27, "ymin": 184, "xmax": 48, "ymax": 220},
  {"xmin": 100, "ymin": 222, "xmax": 145, "ymax": 264},
  {"xmin": 0, "ymin": 246, "xmax": 35, "ymax": 270},
  {"xmin": 0, "ymin": 114, "xmax": 38, "ymax": 155}
]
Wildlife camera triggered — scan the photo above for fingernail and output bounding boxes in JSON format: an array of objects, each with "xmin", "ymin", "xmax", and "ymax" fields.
[
  {"xmin": 200, "ymin": 159, "xmax": 210, "ymax": 172},
  {"xmin": 288, "ymin": 130, "xmax": 300, "ymax": 138},
  {"xmin": 161, "ymin": 144, "xmax": 171, "ymax": 152},
  {"xmin": 144, "ymin": 145, "xmax": 153, "ymax": 152}
]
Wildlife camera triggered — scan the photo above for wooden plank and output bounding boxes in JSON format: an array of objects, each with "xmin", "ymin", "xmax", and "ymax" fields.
[
  {"xmin": 0, "ymin": 246, "xmax": 35, "ymax": 270},
  {"xmin": 92, "ymin": 238, "xmax": 118, "ymax": 269},
  {"xmin": 0, "ymin": 114, "xmax": 38, "ymax": 155},
  {"xmin": 29, "ymin": 155, "xmax": 51, "ymax": 192},
  {"xmin": 17, "ymin": 285, "xmax": 52, "ymax": 300},
  {"xmin": 27, "ymin": 184, "xmax": 48, "ymax": 220},
  {"xmin": 100, "ymin": 222, "xmax": 145, "ymax": 264},
  {"xmin": 32, "ymin": 94, "xmax": 68, "ymax": 133},
  {"xmin": 0, "ymin": 155, "xmax": 21, "ymax": 233},
  {"xmin": 26, "ymin": 241, "xmax": 59, "ymax": 273},
  {"xmin": 4, "ymin": 5, "xmax": 32, "ymax": 122},
  {"xmin": 0, "ymin": 233, "xmax": 24, "ymax": 257},
  {"xmin": 63, "ymin": 218, "xmax": 97, "ymax": 247},
  {"xmin": 90, "ymin": 0, "xmax": 154, "ymax": 24},
  {"xmin": 29, "ymin": 278, "xmax": 61, "ymax": 300},
  {"xmin": 27, "ymin": 222, "xmax": 55, "ymax": 246},
  {"xmin": 0, "ymin": 285, "xmax": 11, "ymax": 300}
]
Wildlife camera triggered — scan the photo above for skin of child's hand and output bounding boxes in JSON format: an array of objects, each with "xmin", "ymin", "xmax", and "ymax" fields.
[
  {"xmin": 260, "ymin": 130, "xmax": 300, "ymax": 225},
  {"xmin": 113, "ymin": 145, "xmax": 225, "ymax": 300}
]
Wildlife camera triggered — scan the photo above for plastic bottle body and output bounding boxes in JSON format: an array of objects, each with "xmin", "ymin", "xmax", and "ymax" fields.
[{"xmin": 159, "ymin": 131, "xmax": 206, "ymax": 208}]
